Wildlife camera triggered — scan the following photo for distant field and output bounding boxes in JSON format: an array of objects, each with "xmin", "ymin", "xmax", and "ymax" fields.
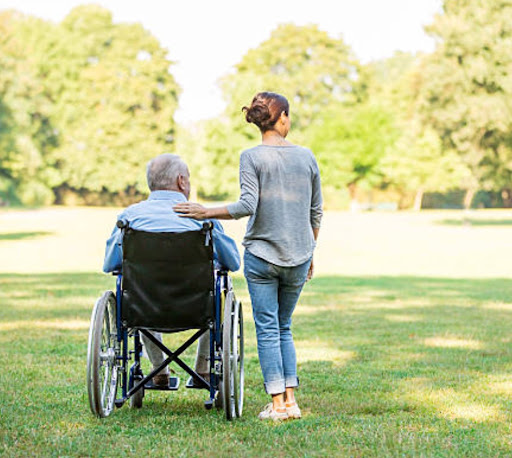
[
  {"xmin": 1, "ymin": 207, "xmax": 512, "ymax": 456},
  {"xmin": 1, "ymin": 207, "xmax": 511, "ymax": 277}
]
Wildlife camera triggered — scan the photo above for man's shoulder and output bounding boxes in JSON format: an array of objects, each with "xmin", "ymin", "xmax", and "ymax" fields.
[
  {"xmin": 118, "ymin": 200, "xmax": 148, "ymax": 219},
  {"xmin": 124, "ymin": 202, "xmax": 206, "ymax": 233}
]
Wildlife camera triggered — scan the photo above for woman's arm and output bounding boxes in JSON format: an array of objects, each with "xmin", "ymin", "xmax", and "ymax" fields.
[
  {"xmin": 307, "ymin": 155, "xmax": 323, "ymax": 281},
  {"xmin": 307, "ymin": 227, "xmax": 320, "ymax": 281},
  {"xmin": 173, "ymin": 203, "xmax": 233, "ymax": 220},
  {"xmin": 174, "ymin": 151, "xmax": 259, "ymax": 220}
]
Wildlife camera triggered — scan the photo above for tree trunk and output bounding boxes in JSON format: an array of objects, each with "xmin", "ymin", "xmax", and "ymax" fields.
[
  {"xmin": 348, "ymin": 182, "xmax": 359, "ymax": 212},
  {"xmin": 502, "ymin": 189, "xmax": 512, "ymax": 208},
  {"xmin": 413, "ymin": 187, "xmax": 424, "ymax": 211},
  {"xmin": 463, "ymin": 188, "xmax": 476, "ymax": 210},
  {"xmin": 462, "ymin": 187, "xmax": 477, "ymax": 227}
]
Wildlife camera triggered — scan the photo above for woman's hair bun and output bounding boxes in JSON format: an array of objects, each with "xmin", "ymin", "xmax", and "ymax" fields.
[
  {"xmin": 243, "ymin": 102, "xmax": 271, "ymax": 125},
  {"xmin": 242, "ymin": 92, "xmax": 289, "ymax": 132}
]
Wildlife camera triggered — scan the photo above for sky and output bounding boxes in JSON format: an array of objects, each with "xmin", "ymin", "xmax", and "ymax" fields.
[{"xmin": 0, "ymin": 0, "xmax": 443, "ymax": 123}]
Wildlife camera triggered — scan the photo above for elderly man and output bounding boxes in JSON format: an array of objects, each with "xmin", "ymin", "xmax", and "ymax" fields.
[{"xmin": 103, "ymin": 153, "xmax": 240, "ymax": 387}]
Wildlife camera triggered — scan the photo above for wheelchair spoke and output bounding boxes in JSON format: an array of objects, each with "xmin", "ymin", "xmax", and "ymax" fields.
[
  {"xmin": 101, "ymin": 365, "xmax": 109, "ymax": 404},
  {"xmin": 106, "ymin": 368, "xmax": 118, "ymax": 411}
]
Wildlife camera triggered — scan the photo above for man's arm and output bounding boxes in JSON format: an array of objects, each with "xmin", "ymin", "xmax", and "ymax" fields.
[
  {"xmin": 211, "ymin": 220, "xmax": 241, "ymax": 272},
  {"xmin": 102, "ymin": 214, "xmax": 128, "ymax": 273}
]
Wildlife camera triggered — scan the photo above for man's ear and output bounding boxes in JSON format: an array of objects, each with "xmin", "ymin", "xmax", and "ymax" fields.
[{"xmin": 177, "ymin": 174, "xmax": 185, "ymax": 191}]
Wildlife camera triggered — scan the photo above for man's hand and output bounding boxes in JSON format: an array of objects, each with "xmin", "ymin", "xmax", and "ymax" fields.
[
  {"xmin": 173, "ymin": 202, "xmax": 209, "ymax": 219},
  {"xmin": 306, "ymin": 258, "xmax": 314, "ymax": 281}
]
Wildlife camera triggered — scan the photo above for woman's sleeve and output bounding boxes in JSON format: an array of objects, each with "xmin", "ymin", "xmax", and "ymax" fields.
[
  {"xmin": 310, "ymin": 156, "xmax": 323, "ymax": 229},
  {"xmin": 226, "ymin": 152, "xmax": 259, "ymax": 219}
]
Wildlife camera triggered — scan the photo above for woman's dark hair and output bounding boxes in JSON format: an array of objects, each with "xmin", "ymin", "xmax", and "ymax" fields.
[{"xmin": 242, "ymin": 92, "xmax": 289, "ymax": 132}]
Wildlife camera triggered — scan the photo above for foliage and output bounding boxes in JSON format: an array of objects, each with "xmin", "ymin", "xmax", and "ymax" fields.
[
  {"xmin": 197, "ymin": 24, "xmax": 360, "ymax": 200},
  {"xmin": 420, "ymin": 0, "xmax": 512, "ymax": 197},
  {"xmin": 0, "ymin": 6, "xmax": 179, "ymax": 204},
  {"xmin": 380, "ymin": 122, "xmax": 469, "ymax": 206},
  {"xmin": 2, "ymin": 3, "xmax": 512, "ymax": 208},
  {"xmin": 0, "ymin": 12, "xmax": 56, "ymax": 205},
  {"xmin": 222, "ymin": 24, "xmax": 360, "ymax": 130},
  {"xmin": 306, "ymin": 103, "xmax": 398, "ymax": 193}
]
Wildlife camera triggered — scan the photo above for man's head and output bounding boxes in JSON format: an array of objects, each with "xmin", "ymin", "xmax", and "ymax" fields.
[{"xmin": 146, "ymin": 153, "xmax": 190, "ymax": 199}]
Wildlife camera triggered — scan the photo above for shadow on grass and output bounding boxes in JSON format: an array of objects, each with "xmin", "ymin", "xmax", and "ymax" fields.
[
  {"xmin": 436, "ymin": 218, "xmax": 512, "ymax": 227},
  {"xmin": 0, "ymin": 231, "xmax": 55, "ymax": 241}
]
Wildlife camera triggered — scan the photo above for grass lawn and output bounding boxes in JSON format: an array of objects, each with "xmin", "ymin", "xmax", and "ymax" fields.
[{"xmin": 1, "ymin": 208, "xmax": 512, "ymax": 456}]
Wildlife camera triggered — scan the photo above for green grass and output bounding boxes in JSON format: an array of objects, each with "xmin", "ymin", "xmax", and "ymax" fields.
[
  {"xmin": 1, "ymin": 208, "xmax": 512, "ymax": 456},
  {"xmin": 0, "ymin": 231, "xmax": 55, "ymax": 241},
  {"xmin": 2, "ymin": 274, "xmax": 512, "ymax": 456},
  {"xmin": 437, "ymin": 218, "xmax": 512, "ymax": 226}
]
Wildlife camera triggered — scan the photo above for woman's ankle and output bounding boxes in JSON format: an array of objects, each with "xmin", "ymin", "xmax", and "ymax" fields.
[
  {"xmin": 272, "ymin": 393, "xmax": 286, "ymax": 411},
  {"xmin": 285, "ymin": 387, "xmax": 296, "ymax": 404}
]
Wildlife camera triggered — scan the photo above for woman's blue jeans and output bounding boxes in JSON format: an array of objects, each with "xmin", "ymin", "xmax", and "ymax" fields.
[{"xmin": 244, "ymin": 250, "xmax": 311, "ymax": 395}]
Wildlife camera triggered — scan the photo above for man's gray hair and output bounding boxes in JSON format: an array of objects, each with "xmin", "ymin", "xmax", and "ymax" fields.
[{"xmin": 146, "ymin": 153, "xmax": 188, "ymax": 191}]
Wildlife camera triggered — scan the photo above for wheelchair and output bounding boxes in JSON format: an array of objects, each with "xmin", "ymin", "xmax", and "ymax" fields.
[{"xmin": 86, "ymin": 222, "xmax": 244, "ymax": 420}]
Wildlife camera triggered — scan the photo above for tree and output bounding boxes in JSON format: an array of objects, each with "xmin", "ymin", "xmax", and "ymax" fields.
[
  {"xmin": 0, "ymin": 11, "xmax": 57, "ymax": 205},
  {"xmin": 201, "ymin": 23, "xmax": 360, "ymax": 199},
  {"xmin": 420, "ymin": 0, "xmax": 512, "ymax": 207},
  {"xmin": 363, "ymin": 52, "xmax": 469, "ymax": 209},
  {"xmin": 306, "ymin": 103, "xmax": 398, "ymax": 206},
  {"xmin": 381, "ymin": 122, "xmax": 469, "ymax": 210},
  {"xmin": 43, "ymin": 5, "xmax": 180, "ymax": 199},
  {"xmin": 222, "ymin": 23, "xmax": 359, "ymax": 131},
  {"xmin": 0, "ymin": 6, "xmax": 180, "ymax": 204}
]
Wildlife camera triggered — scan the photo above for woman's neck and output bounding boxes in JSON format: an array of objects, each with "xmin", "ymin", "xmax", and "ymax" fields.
[{"xmin": 261, "ymin": 130, "xmax": 292, "ymax": 146}]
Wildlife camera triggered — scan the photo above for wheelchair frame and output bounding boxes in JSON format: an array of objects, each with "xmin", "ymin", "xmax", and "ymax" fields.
[{"xmin": 86, "ymin": 223, "xmax": 244, "ymax": 420}]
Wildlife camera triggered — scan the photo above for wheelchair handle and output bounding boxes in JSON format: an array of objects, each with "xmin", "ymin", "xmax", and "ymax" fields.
[
  {"xmin": 117, "ymin": 220, "xmax": 128, "ymax": 229},
  {"xmin": 201, "ymin": 222, "xmax": 213, "ymax": 232}
]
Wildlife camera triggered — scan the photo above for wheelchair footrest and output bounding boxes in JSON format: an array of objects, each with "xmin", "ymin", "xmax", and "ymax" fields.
[
  {"xmin": 144, "ymin": 376, "xmax": 180, "ymax": 391},
  {"xmin": 204, "ymin": 399, "xmax": 214, "ymax": 410}
]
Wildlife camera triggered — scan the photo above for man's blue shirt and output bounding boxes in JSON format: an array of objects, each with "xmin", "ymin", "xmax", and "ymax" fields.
[{"xmin": 103, "ymin": 191, "xmax": 240, "ymax": 273}]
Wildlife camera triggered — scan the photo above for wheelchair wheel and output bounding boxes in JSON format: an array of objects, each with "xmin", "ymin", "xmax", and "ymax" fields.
[
  {"xmin": 87, "ymin": 291, "xmax": 119, "ymax": 418},
  {"xmin": 222, "ymin": 291, "xmax": 244, "ymax": 420}
]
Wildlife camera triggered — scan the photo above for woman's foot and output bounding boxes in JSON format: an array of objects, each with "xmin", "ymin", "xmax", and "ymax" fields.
[
  {"xmin": 285, "ymin": 401, "xmax": 302, "ymax": 419},
  {"xmin": 258, "ymin": 403, "xmax": 288, "ymax": 421}
]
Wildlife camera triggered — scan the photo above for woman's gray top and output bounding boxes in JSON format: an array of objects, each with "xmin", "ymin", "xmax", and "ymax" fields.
[{"xmin": 226, "ymin": 144, "xmax": 323, "ymax": 267}]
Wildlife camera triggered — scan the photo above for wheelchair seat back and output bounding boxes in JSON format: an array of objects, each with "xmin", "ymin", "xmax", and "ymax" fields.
[{"xmin": 121, "ymin": 227, "xmax": 214, "ymax": 332}]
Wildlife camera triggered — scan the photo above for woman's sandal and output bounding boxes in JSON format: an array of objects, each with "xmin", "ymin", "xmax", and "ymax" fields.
[
  {"xmin": 285, "ymin": 401, "xmax": 301, "ymax": 419},
  {"xmin": 258, "ymin": 403, "xmax": 289, "ymax": 421}
]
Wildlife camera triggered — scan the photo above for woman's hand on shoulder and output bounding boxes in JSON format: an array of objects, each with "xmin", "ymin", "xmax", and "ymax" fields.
[{"xmin": 173, "ymin": 202, "xmax": 209, "ymax": 220}]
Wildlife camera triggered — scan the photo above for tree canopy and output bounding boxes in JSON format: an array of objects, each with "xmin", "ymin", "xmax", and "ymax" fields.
[
  {"xmin": 419, "ymin": 0, "xmax": 512, "ymax": 205},
  {"xmin": 1, "ymin": 2, "xmax": 512, "ymax": 209},
  {"xmin": 0, "ymin": 6, "xmax": 179, "ymax": 205},
  {"xmin": 189, "ymin": 23, "xmax": 360, "ymax": 201}
]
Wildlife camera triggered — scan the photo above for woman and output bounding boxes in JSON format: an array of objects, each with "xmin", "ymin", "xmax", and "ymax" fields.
[{"xmin": 174, "ymin": 92, "xmax": 323, "ymax": 421}]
